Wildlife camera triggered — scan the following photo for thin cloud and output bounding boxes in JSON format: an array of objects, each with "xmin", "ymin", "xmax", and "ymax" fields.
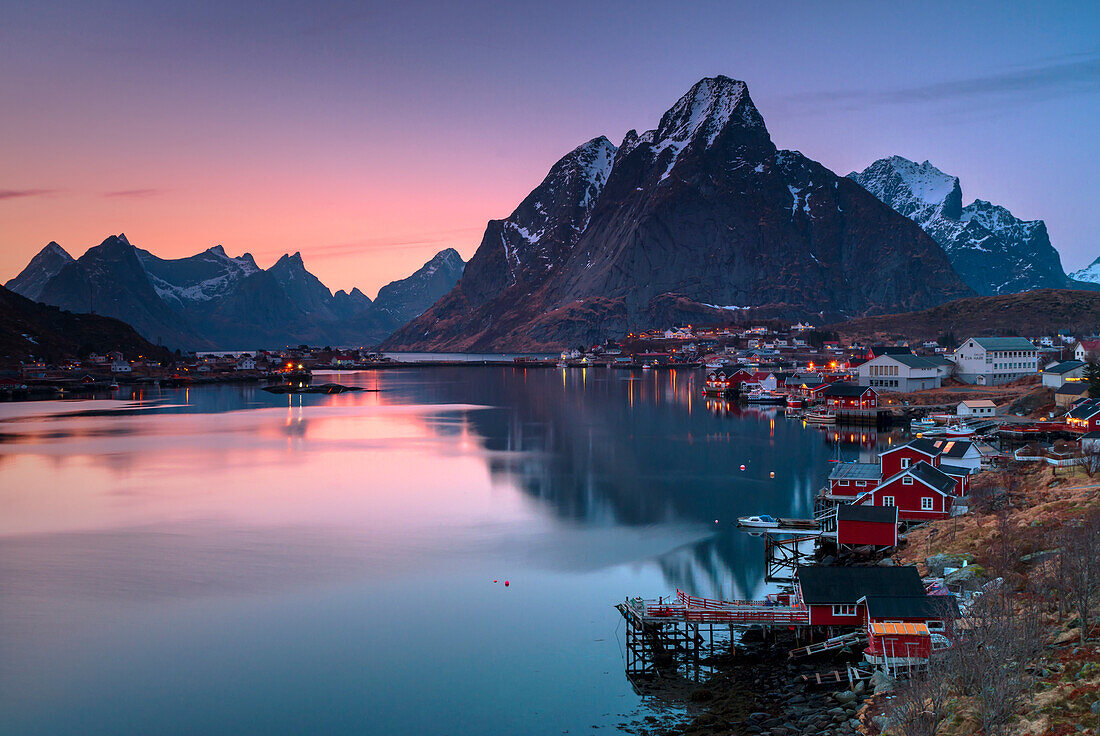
[
  {"xmin": 0, "ymin": 188, "xmax": 56, "ymax": 201},
  {"xmin": 772, "ymin": 52, "xmax": 1100, "ymax": 115},
  {"xmin": 102, "ymin": 188, "xmax": 162, "ymax": 198},
  {"xmin": 274, "ymin": 228, "xmax": 483, "ymax": 260}
]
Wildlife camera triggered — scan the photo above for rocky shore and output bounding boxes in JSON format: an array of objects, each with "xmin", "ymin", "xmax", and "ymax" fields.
[{"xmin": 621, "ymin": 632, "xmax": 889, "ymax": 736}]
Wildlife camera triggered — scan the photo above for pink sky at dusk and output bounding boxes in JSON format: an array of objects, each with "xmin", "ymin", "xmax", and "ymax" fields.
[{"xmin": 2, "ymin": 0, "xmax": 1098, "ymax": 298}]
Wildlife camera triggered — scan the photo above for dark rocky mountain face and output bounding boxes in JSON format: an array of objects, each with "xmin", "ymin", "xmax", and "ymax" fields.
[
  {"xmin": 373, "ymin": 248, "xmax": 466, "ymax": 325},
  {"xmin": 383, "ymin": 76, "xmax": 973, "ymax": 351},
  {"xmin": 7, "ymin": 236, "xmax": 466, "ymax": 350},
  {"xmin": 849, "ymin": 156, "xmax": 1080, "ymax": 295},
  {"xmin": 5, "ymin": 242, "xmax": 74, "ymax": 302},
  {"xmin": 30, "ymin": 235, "xmax": 209, "ymax": 349}
]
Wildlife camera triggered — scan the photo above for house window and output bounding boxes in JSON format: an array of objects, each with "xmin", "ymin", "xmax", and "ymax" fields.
[
  {"xmin": 839, "ymin": 480, "xmax": 849, "ymax": 486},
  {"xmin": 832, "ymin": 604, "xmax": 857, "ymax": 617},
  {"xmin": 856, "ymin": 481, "xmax": 866, "ymax": 487},
  {"xmin": 903, "ymin": 476, "xmax": 914, "ymax": 485},
  {"xmin": 921, "ymin": 497, "xmax": 934, "ymax": 510},
  {"xmin": 882, "ymin": 496, "xmax": 895, "ymax": 506},
  {"xmin": 901, "ymin": 458, "xmax": 911, "ymax": 468},
  {"xmin": 926, "ymin": 620, "xmax": 945, "ymax": 631}
]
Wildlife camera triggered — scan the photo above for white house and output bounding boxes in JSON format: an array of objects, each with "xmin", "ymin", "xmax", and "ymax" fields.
[
  {"xmin": 950, "ymin": 337, "xmax": 1038, "ymax": 386},
  {"xmin": 858, "ymin": 354, "xmax": 941, "ymax": 392},
  {"xmin": 1042, "ymin": 360, "xmax": 1086, "ymax": 388},
  {"xmin": 957, "ymin": 399, "xmax": 997, "ymax": 418},
  {"xmin": 1074, "ymin": 340, "xmax": 1100, "ymax": 361},
  {"xmin": 110, "ymin": 360, "xmax": 132, "ymax": 374},
  {"xmin": 235, "ymin": 357, "xmax": 257, "ymax": 371},
  {"xmin": 930, "ymin": 439, "xmax": 983, "ymax": 474}
]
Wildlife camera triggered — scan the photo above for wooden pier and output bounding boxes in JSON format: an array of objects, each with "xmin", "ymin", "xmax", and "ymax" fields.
[{"xmin": 616, "ymin": 591, "xmax": 810, "ymax": 679}]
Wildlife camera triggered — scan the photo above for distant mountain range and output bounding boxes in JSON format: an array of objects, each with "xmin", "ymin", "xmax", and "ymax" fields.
[
  {"xmin": 383, "ymin": 76, "xmax": 973, "ymax": 351},
  {"xmin": 5, "ymin": 236, "xmax": 464, "ymax": 350},
  {"xmin": 0, "ymin": 283, "xmax": 172, "ymax": 365},
  {"xmin": 848, "ymin": 157, "xmax": 1095, "ymax": 296}
]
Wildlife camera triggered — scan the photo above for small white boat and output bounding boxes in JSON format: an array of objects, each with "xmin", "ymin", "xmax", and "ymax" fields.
[
  {"xmin": 745, "ymin": 389, "xmax": 786, "ymax": 404},
  {"xmin": 945, "ymin": 424, "xmax": 974, "ymax": 438},
  {"xmin": 804, "ymin": 410, "xmax": 836, "ymax": 425},
  {"xmin": 556, "ymin": 361, "xmax": 568, "ymax": 368},
  {"xmin": 737, "ymin": 514, "xmax": 779, "ymax": 530},
  {"xmin": 641, "ymin": 362, "xmax": 652, "ymax": 370}
]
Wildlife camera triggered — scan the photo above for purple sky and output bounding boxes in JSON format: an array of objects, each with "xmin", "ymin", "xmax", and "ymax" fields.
[{"xmin": 2, "ymin": 0, "xmax": 1098, "ymax": 296}]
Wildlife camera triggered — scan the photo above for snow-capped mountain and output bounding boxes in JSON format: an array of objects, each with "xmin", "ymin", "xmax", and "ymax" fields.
[
  {"xmin": 136, "ymin": 245, "xmax": 260, "ymax": 311},
  {"xmin": 849, "ymin": 156, "xmax": 1076, "ymax": 295},
  {"xmin": 6, "ymin": 237, "xmax": 465, "ymax": 349},
  {"xmin": 1070, "ymin": 257, "xmax": 1100, "ymax": 284},
  {"xmin": 383, "ymin": 76, "xmax": 972, "ymax": 351},
  {"xmin": 373, "ymin": 248, "xmax": 465, "ymax": 324},
  {"xmin": 4, "ymin": 241, "xmax": 74, "ymax": 302}
]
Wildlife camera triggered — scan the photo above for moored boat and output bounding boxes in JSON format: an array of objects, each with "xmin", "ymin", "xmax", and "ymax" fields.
[
  {"xmin": 804, "ymin": 410, "xmax": 836, "ymax": 425},
  {"xmin": 736, "ymin": 514, "xmax": 779, "ymax": 530}
]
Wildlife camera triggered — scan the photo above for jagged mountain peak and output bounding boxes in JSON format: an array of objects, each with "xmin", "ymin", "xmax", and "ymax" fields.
[
  {"xmin": 4, "ymin": 240, "xmax": 76, "ymax": 302},
  {"xmin": 653, "ymin": 76, "xmax": 761, "ymax": 149},
  {"xmin": 849, "ymin": 156, "xmax": 962, "ymax": 221},
  {"xmin": 42, "ymin": 241, "xmax": 72, "ymax": 258},
  {"xmin": 850, "ymin": 156, "xmax": 1070, "ymax": 295}
]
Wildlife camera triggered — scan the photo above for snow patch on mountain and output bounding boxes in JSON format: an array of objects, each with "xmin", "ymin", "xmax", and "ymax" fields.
[
  {"xmin": 1070, "ymin": 257, "xmax": 1100, "ymax": 284},
  {"xmin": 849, "ymin": 156, "xmax": 1068, "ymax": 295}
]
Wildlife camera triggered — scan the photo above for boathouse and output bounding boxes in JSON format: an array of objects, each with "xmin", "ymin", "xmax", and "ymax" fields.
[
  {"xmin": 863, "ymin": 622, "xmax": 932, "ymax": 667},
  {"xmin": 852, "ymin": 462, "xmax": 957, "ymax": 522},
  {"xmin": 822, "ymin": 383, "xmax": 879, "ymax": 410},
  {"xmin": 859, "ymin": 593, "xmax": 959, "ymax": 633},
  {"xmin": 835, "ymin": 505, "xmax": 898, "ymax": 548},
  {"xmin": 794, "ymin": 565, "xmax": 925, "ymax": 626}
]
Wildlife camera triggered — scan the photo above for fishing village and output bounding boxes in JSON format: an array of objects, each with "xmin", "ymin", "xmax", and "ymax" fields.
[{"xmin": 600, "ymin": 327, "xmax": 1100, "ymax": 736}]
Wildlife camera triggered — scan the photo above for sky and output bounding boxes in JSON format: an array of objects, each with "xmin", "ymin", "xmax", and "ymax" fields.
[{"xmin": 1, "ymin": 0, "xmax": 1098, "ymax": 298}]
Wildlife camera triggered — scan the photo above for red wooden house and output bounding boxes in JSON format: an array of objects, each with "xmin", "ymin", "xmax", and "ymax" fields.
[
  {"xmin": 852, "ymin": 461, "xmax": 957, "ymax": 522},
  {"xmin": 835, "ymin": 504, "xmax": 898, "ymax": 547},
  {"xmin": 822, "ymin": 383, "xmax": 878, "ymax": 409},
  {"xmin": 794, "ymin": 565, "xmax": 925, "ymax": 627},
  {"xmin": 1065, "ymin": 398, "xmax": 1100, "ymax": 433},
  {"xmin": 826, "ymin": 463, "xmax": 881, "ymax": 501},
  {"xmin": 862, "ymin": 622, "xmax": 932, "ymax": 667},
  {"xmin": 880, "ymin": 438, "xmax": 941, "ymax": 476}
]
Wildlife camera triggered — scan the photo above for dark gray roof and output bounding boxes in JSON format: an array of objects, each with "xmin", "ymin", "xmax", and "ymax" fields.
[
  {"xmin": 869, "ymin": 346, "xmax": 914, "ymax": 357},
  {"xmin": 860, "ymin": 595, "xmax": 960, "ymax": 620},
  {"xmin": 877, "ymin": 354, "xmax": 938, "ymax": 370},
  {"xmin": 931, "ymin": 439, "xmax": 975, "ymax": 458},
  {"xmin": 907, "ymin": 462, "xmax": 958, "ymax": 495},
  {"xmin": 1056, "ymin": 383, "xmax": 1090, "ymax": 395},
  {"xmin": 824, "ymin": 382, "xmax": 874, "ymax": 397},
  {"xmin": 1066, "ymin": 398, "xmax": 1100, "ymax": 419},
  {"xmin": 889, "ymin": 438, "xmax": 940, "ymax": 456},
  {"xmin": 1046, "ymin": 360, "xmax": 1085, "ymax": 374},
  {"xmin": 829, "ymin": 463, "xmax": 883, "ymax": 481},
  {"xmin": 836, "ymin": 505, "xmax": 898, "ymax": 524},
  {"xmin": 796, "ymin": 565, "xmax": 924, "ymax": 604},
  {"xmin": 939, "ymin": 463, "xmax": 970, "ymax": 477}
]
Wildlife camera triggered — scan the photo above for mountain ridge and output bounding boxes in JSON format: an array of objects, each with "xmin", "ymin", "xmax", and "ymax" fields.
[{"xmin": 383, "ymin": 76, "xmax": 973, "ymax": 351}]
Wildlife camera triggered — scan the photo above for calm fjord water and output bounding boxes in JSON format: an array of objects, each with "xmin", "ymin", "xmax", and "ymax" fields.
[{"xmin": 0, "ymin": 368, "xmax": 876, "ymax": 735}]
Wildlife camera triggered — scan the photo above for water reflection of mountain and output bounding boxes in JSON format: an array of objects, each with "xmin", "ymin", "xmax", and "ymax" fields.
[{"xmin": 392, "ymin": 368, "xmax": 835, "ymax": 597}]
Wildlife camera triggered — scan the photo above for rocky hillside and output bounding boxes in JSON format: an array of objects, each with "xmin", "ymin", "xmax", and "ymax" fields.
[
  {"xmin": 825, "ymin": 289, "xmax": 1100, "ymax": 343},
  {"xmin": 849, "ymin": 157, "xmax": 1085, "ymax": 295},
  {"xmin": 383, "ymin": 76, "xmax": 972, "ymax": 351},
  {"xmin": 0, "ymin": 284, "xmax": 171, "ymax": 366},
  {"xmin": 6, "ymin": 237, "xmax": 464, "ymax": 350}
]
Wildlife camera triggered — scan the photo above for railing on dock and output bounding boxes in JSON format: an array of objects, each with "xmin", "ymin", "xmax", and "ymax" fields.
[{"xmin": 623, "ymin": 591, "xmax": 810, "ymax": 626}]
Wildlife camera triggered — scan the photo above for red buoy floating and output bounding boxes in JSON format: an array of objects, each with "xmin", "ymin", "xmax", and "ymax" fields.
[
  {"xmin": 740, "ymin": 464, "xmax": 746, "ymax": 471},
  {"xmin": 504, "ymin": 580, "xmax": 510, "ymax": 587},
  {"xmin": 493, "ymin": 580, "xmax": 498, "ymax": 583}
]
